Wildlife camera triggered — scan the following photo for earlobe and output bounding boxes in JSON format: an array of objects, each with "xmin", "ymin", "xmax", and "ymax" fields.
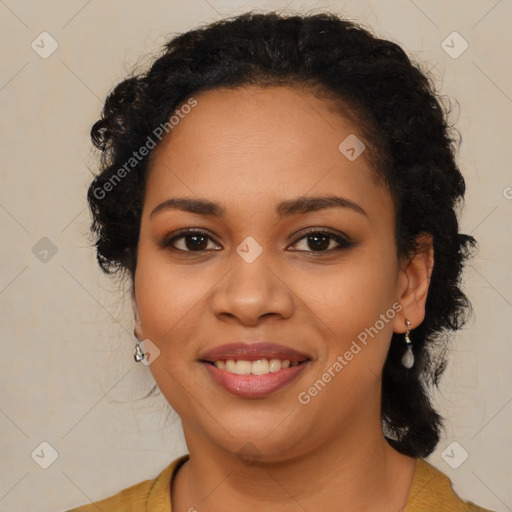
[{"xmin": 393, "ymin": 233, "xmax": 434, "ymax": 333}]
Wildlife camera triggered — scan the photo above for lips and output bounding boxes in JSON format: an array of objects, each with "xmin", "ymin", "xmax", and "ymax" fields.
[
  {"xmin": 201, "ymin": 360, "xmax": 310, "ymax": 398},
  {"xmin": 199, "ymin": 342, "xmax": 311, "ymax": 363}
]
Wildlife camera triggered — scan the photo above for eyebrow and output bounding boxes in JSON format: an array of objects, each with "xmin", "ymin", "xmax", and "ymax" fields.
[{"xmin": 149, "ymin": 194, "xmax": 368, "ymax": 219}]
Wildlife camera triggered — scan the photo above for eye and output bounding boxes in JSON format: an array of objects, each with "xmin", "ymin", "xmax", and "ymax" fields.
[
  {"xmin": 160, "ymin": 228, "xmax": 221, "ymax": 252},
  {"xmin": 289, "ymin": 229, "xmax": 355, "ymax": 253}
]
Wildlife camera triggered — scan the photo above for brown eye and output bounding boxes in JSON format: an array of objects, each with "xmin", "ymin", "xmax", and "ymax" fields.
[
  {"xmin": 289, "ymin": 229, "xmax": 355, "ymax": 253},
  {"xmin": 160, "ymin": 229, "xmax": 221, "ymax": 252}
]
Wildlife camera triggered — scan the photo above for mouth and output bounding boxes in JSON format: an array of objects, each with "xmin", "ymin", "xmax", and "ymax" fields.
[
  {"xmin": 200, "ymin": 357, "xmax": 311, "ymax": 398},
  {"xmin": 198, "ymin": 341, "xmax": 312, "ymax": 398},
  {"xmin": 198, "ymin": 342, "xmax": 312, "ymax": 397},
  {"xmin": 199, "ymin": 341, "xmax": 311, "ymax": 367},
  {"xmin": 200, "ymin": 357, "xmax": 310, "ymax": 375}
]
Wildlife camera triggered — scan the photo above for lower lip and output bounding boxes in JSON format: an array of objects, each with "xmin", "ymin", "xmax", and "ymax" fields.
[{"xmin": 201, "ymin": 361, "xmax": 310, "ymax": 398}]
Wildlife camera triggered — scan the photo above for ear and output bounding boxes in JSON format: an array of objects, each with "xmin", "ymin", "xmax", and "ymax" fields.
[
  {"xmin": 131, "ymin": 286, "xmax": 143, "ymax": 340},
  {"xmin": 392, "ymin": 232, "xmax": 434, "ymax": 333}
]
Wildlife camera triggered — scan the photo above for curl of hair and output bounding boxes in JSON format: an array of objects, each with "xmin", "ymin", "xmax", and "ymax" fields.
[{"xmin": 87, "ymin": 11, "xmax": 477, "ymax": 458}]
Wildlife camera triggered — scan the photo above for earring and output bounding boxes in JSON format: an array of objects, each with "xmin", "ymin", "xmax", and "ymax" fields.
[
  {"xmin": 401, "ymin": 319, "xmax": 414, "ymax": 369},
  {"xmin": 134, "ymin": 339, "xmax": 145, "ymax": 363}
]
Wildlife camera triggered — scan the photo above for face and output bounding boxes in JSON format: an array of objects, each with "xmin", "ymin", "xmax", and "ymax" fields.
[{"xmin": 132, "ymin": 85, "xmax": 429, "ymax": 461}]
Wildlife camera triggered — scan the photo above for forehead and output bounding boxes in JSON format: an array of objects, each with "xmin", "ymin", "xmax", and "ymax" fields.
[{"xmin": 145, "ymin": 85, "xmax": 393, "ymax": 223}]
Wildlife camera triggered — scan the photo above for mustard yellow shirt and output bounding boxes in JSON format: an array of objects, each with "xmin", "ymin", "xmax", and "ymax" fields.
[{"xmin": 66, "ymin": 454, "xmax": 495, "ymax": 511}]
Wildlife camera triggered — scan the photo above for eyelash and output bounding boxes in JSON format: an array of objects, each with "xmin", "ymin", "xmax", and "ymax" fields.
[{"xmin": 160, "ymin": 227, "xmax": 356, "ymax": 255}]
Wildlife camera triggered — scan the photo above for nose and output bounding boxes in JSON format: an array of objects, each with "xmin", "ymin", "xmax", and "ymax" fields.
[{"xmin": 210, "ymin": 245, "xmax": 295, "ymax": 326}]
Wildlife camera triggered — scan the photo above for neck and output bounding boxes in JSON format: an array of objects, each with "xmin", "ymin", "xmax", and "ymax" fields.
[{"xmin": 172, "ymin": 422, "xmax": 417, "ymax": 512}]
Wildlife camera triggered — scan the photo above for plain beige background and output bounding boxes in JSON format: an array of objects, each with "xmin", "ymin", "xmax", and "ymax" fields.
[{"xmin": 0, "ymin": 1, "xmax": 510, "ymax": 511}]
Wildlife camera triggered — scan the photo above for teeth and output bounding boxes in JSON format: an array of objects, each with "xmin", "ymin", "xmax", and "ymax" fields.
[
  {"xmin": 225, "ymin": 359, "xmax": 236, "ymax": 373},
  {"xmin": 235, "ymin": 360, "xmax": 252, "ymax": 375},
  {"xmin": 251, "ymin": 359, "xmax": 269, "ymax": 375},
  {"xmin": 269, "ymin": 358, "xmax": 281, "ymax": 372},
  {"xmin": 213, "ymin": 358, "xmax": 301, "ymax": 375}
]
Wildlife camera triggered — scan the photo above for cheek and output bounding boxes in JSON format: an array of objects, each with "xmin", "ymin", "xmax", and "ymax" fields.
[
  {"xmin": 134, "ymin": 255, "xmax": 203, "ymax": 414},
  {"xmin": 134, "ymin": 241, "xmax": 206, "ymax": 343},
  {"xmin": 307, "ymin": 252, "xmax": 399, "ymax": 387},
  {"xmin": 305, "ymin": 250, "xmax": 398, "ymax": 332}
]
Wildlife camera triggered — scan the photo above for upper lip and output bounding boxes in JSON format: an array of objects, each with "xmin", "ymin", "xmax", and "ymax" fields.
[{"xmin": 199, "ymin": 342, "xmax": 311, "ymax": 363}]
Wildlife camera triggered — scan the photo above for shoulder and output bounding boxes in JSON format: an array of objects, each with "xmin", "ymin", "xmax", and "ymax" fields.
[
  {"xmin": 64, "ymin": 454, "xmax": 189, "ymax": 512},
  {"xmin": 405, "ymin": 458, "xmax": 495, "ymax": 512}
]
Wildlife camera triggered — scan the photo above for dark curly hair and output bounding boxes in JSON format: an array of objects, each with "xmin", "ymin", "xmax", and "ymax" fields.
[{"xmin": 87, "ymin": 11, "xmax": 477, "ymax": 458}]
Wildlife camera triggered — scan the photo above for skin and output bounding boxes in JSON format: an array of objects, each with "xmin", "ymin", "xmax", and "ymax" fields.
[{"xmin": 132, "ymin": 85, "xmax": 434, "ymax": 512}]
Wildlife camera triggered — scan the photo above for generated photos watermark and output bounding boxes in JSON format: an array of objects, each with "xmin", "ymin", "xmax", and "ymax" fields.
[
  {"xmin": 93, "ymin": 97, "xmax": 198, "ymax": 201},
  {"xmin": 297, "ymin": 301, "xmax": 403, "ymax": 405}
]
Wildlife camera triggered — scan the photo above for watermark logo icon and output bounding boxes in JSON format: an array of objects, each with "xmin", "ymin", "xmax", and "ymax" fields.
[
  {"xmin": 441, "ymin": 32, "xmax": 468, "ymax": 59},
  {"xmin": 32, "ymin": 237, "xmax": 58, "ymax": 263},
  {"xmin": 31, "ymin": 441, "xmax": 59, "ymax": 469},
  {"xmin": 236, "ymin": 237, "xmax": 263, "ymax": 263},
  {"xmin": 441, "ymin": 441, "xmax": 469, "ymax": 469},
  {"xmin": 141, "ymin": 338, "xmax": 161, "ymax": 366},
  {"xmin": 236, "ymin": 442, "xmax": 263, "ymax": 467},
  {"xmin": 31, "ymin": 32, "xmax": 59, "ymax": 59},
  {"xmin": 338, "ymin": 134, "xmax": 365, "ymax": 161}
]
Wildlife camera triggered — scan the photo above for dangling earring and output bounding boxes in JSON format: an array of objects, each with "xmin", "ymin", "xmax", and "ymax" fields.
[
  {"xmin": 133, "ymin": 319, "xmax": 145, "ymax": 363},
  {"xmin": 134, "ymin": 339, "xmax": 145, "ymax": 363},
  {"xmin": 401, "ymin": 319, "xmax": 414, "ymax": 369}
]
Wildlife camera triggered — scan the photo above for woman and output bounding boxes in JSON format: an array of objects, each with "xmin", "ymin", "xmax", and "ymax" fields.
[{"xmin": 67, "ymin": 11, "xmax": 494, "ymax": 512}]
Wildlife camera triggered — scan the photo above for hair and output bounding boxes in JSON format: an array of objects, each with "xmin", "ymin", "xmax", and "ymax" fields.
[{"xmin": 87, "ymin": 11, "xmax": 477, "ymax": 458}]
